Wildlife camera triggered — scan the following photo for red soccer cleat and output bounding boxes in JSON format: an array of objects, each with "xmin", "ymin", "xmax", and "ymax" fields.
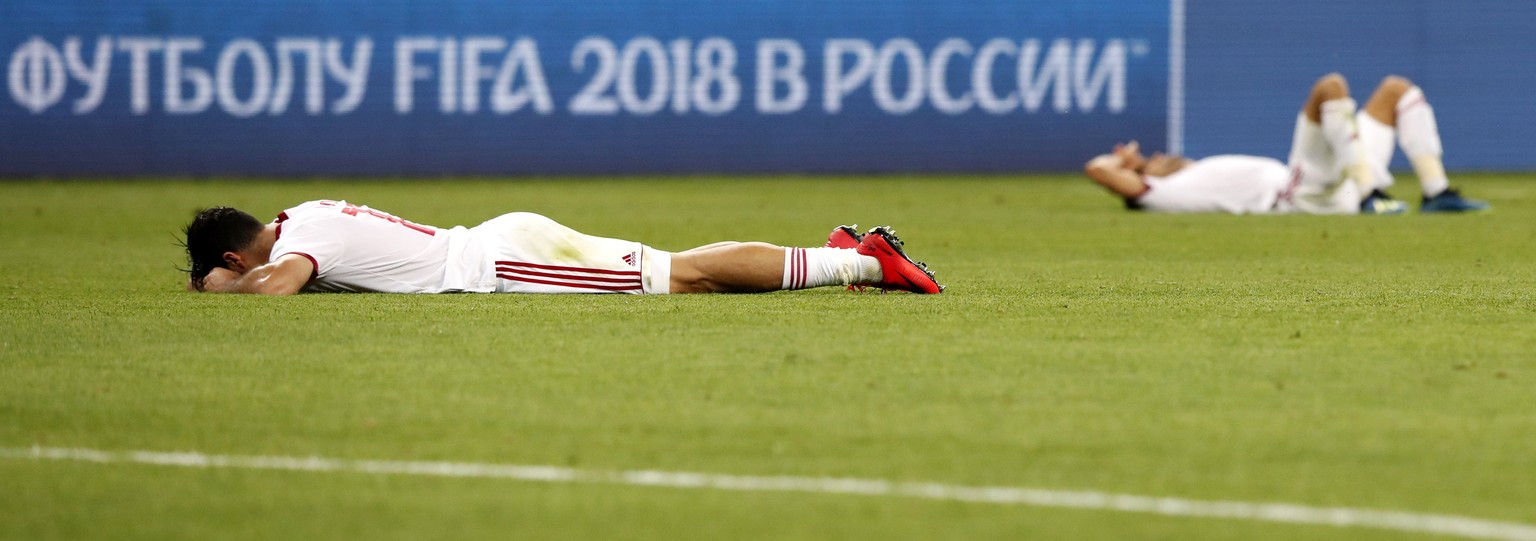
[
  {"xmin": 855, "ymin": 226, "xmax": 944, "ymax": 294},
  {"xmin": 825, "ymin": 224, "xmax": 863, "ymax": 249}
]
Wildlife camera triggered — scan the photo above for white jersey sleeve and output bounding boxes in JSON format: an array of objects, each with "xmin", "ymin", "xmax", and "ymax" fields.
[
  {"xmin": 270, "ymin": 200, "xmax": 472, "ymax": 293},
  {"xmin": 1134, "ymin": 155, "xmax": 1291, "ymax": 214},
  {"xmin": 270, "ymin": 202, "xmax": 346, "ymax": 280}
]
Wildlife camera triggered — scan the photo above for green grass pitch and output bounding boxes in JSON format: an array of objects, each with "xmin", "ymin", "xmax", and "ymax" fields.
[{"xmin": 2, "ymin": 175, "xmax": 1534, "ymax": 540}]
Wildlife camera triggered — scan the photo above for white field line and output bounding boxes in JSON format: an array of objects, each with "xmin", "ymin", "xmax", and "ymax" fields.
[{"xmin": 4, "ymin": 446, "xmax": 1535, "ymax": 541}]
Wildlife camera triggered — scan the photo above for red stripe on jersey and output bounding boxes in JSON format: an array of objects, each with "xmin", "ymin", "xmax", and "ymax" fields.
[
  {"xmin": 285, "ymin": 252, "xmax": 320, "ymax": 282},
  {"xmin": 494, "ymin": 260, "xmax": 640, "ymax": 276},
  {"xmin": 1397, "ymin": 95, "xmax": 1427, "ymax": 113},
  {"xmin": 496, "ymin": 273, "xmax": 642, "ymax": 292},
  {"xmin": 494, "ymin": 266, "xmax": 643, "ymax": 284},
  {"xmin": 273, "ymin": 212, "xmax": 290, "ymax": 240}
]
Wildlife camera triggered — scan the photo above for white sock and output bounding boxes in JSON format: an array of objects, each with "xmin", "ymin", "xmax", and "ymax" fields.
[
  {"xmin": 781, "ymin": 248, "xmax": 881, "ymax": 290},
  {"xmin": 1319, "ymin": 98, "xmax": 1372, "ymax": 193},
  {"xmin": 1356, "ymin": 112, "xmax": 1397, "ymax": 191},
  {"xmin": 1395, "ymin": 86, "xmax": 1449, "ymax": 196}
]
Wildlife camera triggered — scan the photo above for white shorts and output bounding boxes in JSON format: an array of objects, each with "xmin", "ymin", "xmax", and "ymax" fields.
[
  {"xmin": 1281, "ymin": 113, "xmax": 1378, "ymax": 214},
  {"xmin": 471, "ymin": 212, "xmax": 672, "ymax": 294}
]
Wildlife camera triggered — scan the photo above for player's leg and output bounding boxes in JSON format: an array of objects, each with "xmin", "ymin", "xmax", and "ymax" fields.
[
  {"xmin": 682, "ymin": 224, "xmax": 860, "ymax": 255},
  {"xmin": 680, "ymin": 241, "xmax": 740, "ymax": 253},
  {"xmin": 1361, "ymin": 75, "xmax": 1411, "ymax": 126},
  {"xmin": 1363, "ymin": 76, "xmax": 1489, "ymax": 212},
  {"xmin": 1356, "ymin": 77, "xmax": 1403, "ymax": 194},
  {"xmin": 1287, "ymin": 74, "xmax": 1396, "ymax": 214},
  {"xmin": 480, "ymin": 213, "xmax": 937, "ymax": 295},
  {"xmin": 669, "ymin": 243, "xmax": 875, "ymax": 293},
  {"xmin": 687, "ymin": 224, "xmax": 863, "ymax": 254},
  {"xmin": 667, "ymin": 227, "xmax": 942, "ymax": 294},
  {"xmin": 1363, "ymin": 76, "xmax": 1444, "ymax": 194},
  {"xmin": 1303, "ymin": 72, "xmax": 1350, "ymax": 124},
  {"xmin": 1305, "ymin": 74, "xmax": 1378, "ymax": 199}
]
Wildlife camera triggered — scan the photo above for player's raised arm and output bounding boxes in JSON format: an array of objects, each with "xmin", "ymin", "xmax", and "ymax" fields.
[
  {"xmin": 1084, "ymin": 142, "xmax": 1150, "ymax": 199},
  {"xmin": 194, "ymin": 254, "xmax": 314, "ymax": 296}
]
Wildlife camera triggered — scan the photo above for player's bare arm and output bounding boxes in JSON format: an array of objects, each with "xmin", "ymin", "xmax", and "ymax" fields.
[
  {"xmin": 194, "ymin": 254, "xmax": 314, "ymax": 296},
  {"xmin": 184, "ymin": 208, "xmax": 314, "ymax": 295},
  {"xmin": 1084, "ymin": 141, "xmax": 1150, "ymax": 198}
]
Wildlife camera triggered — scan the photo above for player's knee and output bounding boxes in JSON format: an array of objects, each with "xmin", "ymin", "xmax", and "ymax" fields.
[
  {"xmin": 1314, "ymin": 73, "xmax": 1350, "ymax": 100},
  {"xmin": 1378, "ymin": 75, "xmax": 1413, "ymax": 97}
]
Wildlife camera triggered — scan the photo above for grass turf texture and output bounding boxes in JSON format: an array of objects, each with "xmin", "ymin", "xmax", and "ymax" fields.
[{"xmin": 1, "ymin": 175, "xmax": 1534, "ymax": 540}]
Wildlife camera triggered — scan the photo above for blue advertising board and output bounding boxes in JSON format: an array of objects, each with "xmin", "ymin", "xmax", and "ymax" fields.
[
  {"xmin": 1, "ymin": 0, "xmax": 1171, "ymax": 175},
  {"xmin": 1183, "ymin": 0, "xmax": 1536, "ymax": 173}
]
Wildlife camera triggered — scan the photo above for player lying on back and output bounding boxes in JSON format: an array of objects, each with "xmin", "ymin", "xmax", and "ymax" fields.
[
  {"xmin": 1084, "ymin": 73, "xmax": 1490, "ymax": 215},
  {"xmin": 182, "ymin": 201, "xmax": 942, "ymax": 296}
]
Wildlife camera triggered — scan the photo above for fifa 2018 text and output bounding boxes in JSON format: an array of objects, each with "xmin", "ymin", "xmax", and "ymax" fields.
[
  {"xmin": 9, "ymin": 36, "xmax": 1139, "ymax": 118},
  {"xmin": 0, "ymin": 0, "xmax": 1169, "ymax": 175}
]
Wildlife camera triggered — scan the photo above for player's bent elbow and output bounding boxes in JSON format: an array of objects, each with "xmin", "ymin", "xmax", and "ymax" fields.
[
  {"xmin": 1084, "ymin": 162, "xmax": 1112, "ymax": 183},
  {"xmin": 1084, "ymin": 154, "xmax": 1114, "ymax": 174},
  {"xmin": 246, "ymin": 256, "xmax": 313, "ymax": 295},
  {"xmin": 242, "ymin": 273, "xmax": 303, "ymax": 295},
  {"xmin": 1084, "ymin": 168, "xmax": 1124, "ymax": 193},
  {"xmin": 1085, "ymin": 171, "xmax": 1110, "ymax": 191}
]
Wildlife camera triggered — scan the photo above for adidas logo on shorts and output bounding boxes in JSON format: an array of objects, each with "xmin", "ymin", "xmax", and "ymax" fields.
[{"xmin": 622, "ymin": 252, "xmax": 636, "ymax": 266}]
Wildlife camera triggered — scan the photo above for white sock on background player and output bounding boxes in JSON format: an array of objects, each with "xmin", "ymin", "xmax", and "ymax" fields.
[
  {"xmin": 1395, "ymin": 86, "xmax": 1450, "ymax": 197},
  {"xmin": 1319, "ymin": 98, "xmax": 1373, "ymax": 194},
  {"xmin": 781, "ymin": 248, "xmax": 881, "ymax": 290}
]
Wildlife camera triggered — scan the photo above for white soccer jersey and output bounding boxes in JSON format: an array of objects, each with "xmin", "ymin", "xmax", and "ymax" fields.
[
  {"xmin": 1136, "ymin": 155, "xmax": 1292, "ymax": 214},
  {"xmin": 268, "ymin": 201, "xmax": 671, "ymax": 294},
  {"xmin": 270, "ymin": 200, "xmax": 485, "ymax": 293}
]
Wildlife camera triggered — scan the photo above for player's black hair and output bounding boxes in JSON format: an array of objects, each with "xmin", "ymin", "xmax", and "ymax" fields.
[{"xmin": 182, "ymin": 207, "xmax": 264, "ymax": 290}]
